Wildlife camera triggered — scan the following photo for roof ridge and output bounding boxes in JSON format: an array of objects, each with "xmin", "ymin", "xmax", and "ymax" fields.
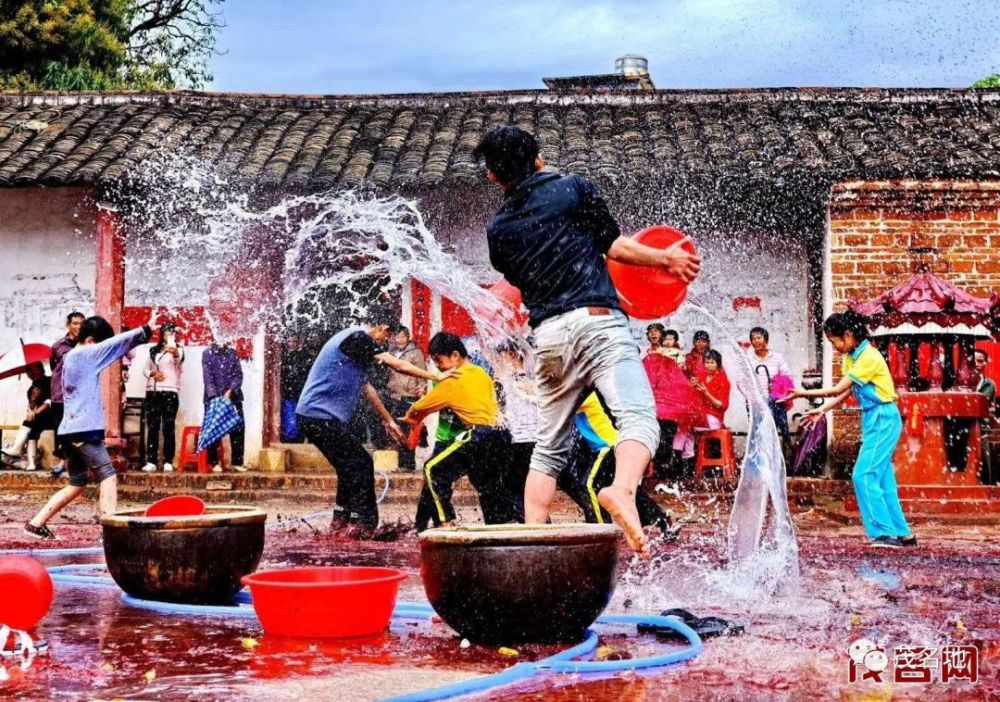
[
  {"xmin": 1, "ymin": 86, "xmax": 1000, "ymax": 110},
  {"xmin": 1, "ymin": 87, "xmax": 999, "ymax": 189}
]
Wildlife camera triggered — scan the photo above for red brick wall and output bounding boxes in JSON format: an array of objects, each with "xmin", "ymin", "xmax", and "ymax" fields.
[{"xmin": 828, "ymin": 180, "xmax": 1000, "ymax": 470}]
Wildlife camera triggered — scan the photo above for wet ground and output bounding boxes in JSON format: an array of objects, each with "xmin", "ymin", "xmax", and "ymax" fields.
[{"xmin": 1, "ymin": 495, "xmax": 998, "ymax": 701}]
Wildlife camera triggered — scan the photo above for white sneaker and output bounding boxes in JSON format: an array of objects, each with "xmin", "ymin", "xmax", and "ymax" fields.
[
  {"xmin": 211, "ymin": 465, "xmax": 222, "ymax": 473},
  {"xmin": 231, "ymin": 465, "xmax": 248, "ymax": 473},
  {"xmin": 24, "ymin": 464, "xmax": 37, "ymax": 472},
  {"xmin": 141, "ymin": 463, "xmax": 157, "ymax": 473},
  {"xmin": 163, "ymin": 463, "xmax": 174, "ymax": 473}
]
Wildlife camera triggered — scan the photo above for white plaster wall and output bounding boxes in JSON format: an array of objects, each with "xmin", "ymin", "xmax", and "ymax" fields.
[
  {"xmin": 0, "ymin": 187, "xmax": 264, "ymax": 465},
  {"xmin": 633, "ymin": 230, "xmax": 813, "ymax": 435},
  {"xmin": 0, "ymin": 188, "xmax": 96, "ymax": 427}
]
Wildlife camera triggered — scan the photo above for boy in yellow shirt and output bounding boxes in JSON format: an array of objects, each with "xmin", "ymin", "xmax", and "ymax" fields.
[
  {"xmin": 405, "ymin": 333, "xmax": 522, "ymax": 531},
  {"xmin": 560, "ymin": 393, "xmax": 674, "ymax": 535}
]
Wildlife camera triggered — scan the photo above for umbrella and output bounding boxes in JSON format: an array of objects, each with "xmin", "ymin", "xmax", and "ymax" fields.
[
  {"xmin": 197, "ymin": 396, "xmax": 244, "ymax": 454},
  {"xmin": 791, "ymin": 418, "xmax": 828, "ymax": 477},
  {"xmin": 0, "ymin": 341, "xmax": 51, "ymax": 381}
]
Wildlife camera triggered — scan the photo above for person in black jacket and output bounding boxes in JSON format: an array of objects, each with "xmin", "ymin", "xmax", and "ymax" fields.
[
  {"xmin": 473, "ymin": 126, "xmax": 700, "ymax": 558},
  {"xmin": 2, "ymin": 363, "xmax": 54, "ymax": 471}
]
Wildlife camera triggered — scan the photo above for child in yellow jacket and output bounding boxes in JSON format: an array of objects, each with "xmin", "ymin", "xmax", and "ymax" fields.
[{"xmin": 405, "ymin": 333, "xmax": 522, "ymax": 531}]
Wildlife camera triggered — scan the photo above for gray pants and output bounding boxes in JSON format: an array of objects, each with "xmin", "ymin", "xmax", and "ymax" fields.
[{"xmin": 529, "ymin": 308, "xmax": 659, "ymax": 478}]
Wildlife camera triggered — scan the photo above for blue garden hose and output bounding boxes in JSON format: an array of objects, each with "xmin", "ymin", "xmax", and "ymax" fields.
[
  {"xmin": 43, "ymin": 560, "xmax": 703, "ymax": 701},
  {"xmin": 121, "ymin": 593, "xmax": 259, "ymax": 618},
  {"xmin": 540, "ymin": 613, "xmax": 702, "ymax": 674},
  {"xmin": 265, "ymin": 470, "xmax": 391, "ymax": 531},
  {"xmin": 0, "ymin": 546, "xmax": 104, "ymax": 557},
  {"xmin": 45, "ymin": 563, "xmax": 115, "ymax": 586},
  {"xmin": 108, "ymin": 592, "xmax": 701, "ymax": 701},
  {"xmin": 380, "ymin": 609, "xmax": 701, "ymax": 702}
]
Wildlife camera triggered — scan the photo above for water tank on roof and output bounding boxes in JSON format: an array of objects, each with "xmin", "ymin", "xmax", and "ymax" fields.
[{"xmin": 615, "ymin": 54, "xmax": 649, "ymax": 78}]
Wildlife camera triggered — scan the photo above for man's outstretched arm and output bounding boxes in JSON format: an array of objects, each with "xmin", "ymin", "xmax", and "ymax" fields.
[{"xmin": 607, "ymin": 236, "xmax": 702, "ymax": 283}]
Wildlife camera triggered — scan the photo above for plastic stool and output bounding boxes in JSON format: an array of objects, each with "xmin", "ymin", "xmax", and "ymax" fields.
[
  {"xmin": 694, "ymin": 428, "xmax": 736, "ymax": 480},
  {"xmin": 177, "ymin": 426, "xmax": 209, "ymax": 474}
]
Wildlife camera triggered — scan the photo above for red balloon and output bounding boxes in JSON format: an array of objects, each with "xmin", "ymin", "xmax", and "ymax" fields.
[
  {"xmin": 607, "ymin": 226, "xmax": 696, "ymax": 320},
  {"xmin": 0, "ymin": 556, "xmax": 53, "ymax": 631}
]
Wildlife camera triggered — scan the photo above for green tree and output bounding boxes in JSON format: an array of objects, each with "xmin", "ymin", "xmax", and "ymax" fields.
[
  {"xmin": 973, "ymin": 74, "xmax": 1000, "ymax": 89},
  {"xmin": 0, "ymin": 0, "xmax": 225, "ymax": 91}
]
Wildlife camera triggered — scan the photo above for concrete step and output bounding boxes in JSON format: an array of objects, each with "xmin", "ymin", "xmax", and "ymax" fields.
[
  {"xmin": 894, "ymin": 485, "xmax": 1000, "ymax": 500},
  {"xmin": 266, "ymin": 444, "xmax": 467, "ymax": 474},
  {"xmin": 0, "ymin": 468, "xmax": 852, "ymax": 495},
  {"xmin": 844, "ymin": 484, "xmax": 1000, "ymax": 516},
  {"xmin": 0, "ymin": 468, "xmax": 851, "ymax": 517},
  {"xmin": 270, "ymin": 442, "xmax": 330, "ymax": 473}
]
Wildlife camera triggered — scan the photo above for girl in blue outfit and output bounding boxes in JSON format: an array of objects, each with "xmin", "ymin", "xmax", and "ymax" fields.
[{"xmin": 787, "ymin": 311, "xmax": 915, "ymax": 548}]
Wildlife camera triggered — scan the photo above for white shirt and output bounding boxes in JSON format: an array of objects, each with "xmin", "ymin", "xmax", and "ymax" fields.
[
  {"xmin": 502, "ymin": 374, "xmax": 540, "ymax": 444},
  {"xmin": 746, "ymin": 348, "xmax": 792, "ymax": 394}
]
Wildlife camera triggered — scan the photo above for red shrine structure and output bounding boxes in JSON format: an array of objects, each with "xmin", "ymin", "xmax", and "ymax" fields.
[{"xmin": 845, "ymin": 273, "xmax": 1000, "ymax": 516}]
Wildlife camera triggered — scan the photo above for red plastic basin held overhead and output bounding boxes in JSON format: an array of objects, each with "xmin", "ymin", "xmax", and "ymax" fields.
[{"xmin": 607, "ymin": 225, "xmax": 696, "ymax": 320}]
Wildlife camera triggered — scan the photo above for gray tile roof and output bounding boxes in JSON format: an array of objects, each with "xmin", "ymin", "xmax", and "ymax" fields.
[{"xmin": 1, "ymin": 88, "xmax": 999, "ymax": 190}]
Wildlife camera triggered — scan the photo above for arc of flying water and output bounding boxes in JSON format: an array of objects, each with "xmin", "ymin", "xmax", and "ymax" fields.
[{"xmin": 684, "ymin": 299, "xmax": 798, "ymax": 573}]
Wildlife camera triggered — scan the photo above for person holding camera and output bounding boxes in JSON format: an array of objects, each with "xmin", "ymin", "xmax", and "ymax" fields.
[{"xmin": 141, "ymin": 323, "xmax": 184, "ymax": 473}]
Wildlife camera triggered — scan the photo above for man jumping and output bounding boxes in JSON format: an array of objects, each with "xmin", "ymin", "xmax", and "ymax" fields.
[{"xmin": 473, "ymin": 126, "xmax": 700, "ymax": 558}]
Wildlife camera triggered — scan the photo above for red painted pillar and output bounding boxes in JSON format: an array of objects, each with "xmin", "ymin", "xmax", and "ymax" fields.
[
  {"xmin": 410, "ymin": 279, "xmax": 432, "ymax": 351},
  {"xmin": 262, "ymin": 331, "xmax": 281, "ymax": 447},
  {"xmin": 95, "ymin": 204, "xmax": 126, "ymax": 445}
]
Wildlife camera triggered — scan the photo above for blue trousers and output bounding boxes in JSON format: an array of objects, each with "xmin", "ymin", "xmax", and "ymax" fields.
[
  {"xmin": 853, "ymin": 403, "xmax": 911, "ymax": 539},
  {"xmin": 280, "ymin": 399, "xmax": 300, "ymax": 442}
]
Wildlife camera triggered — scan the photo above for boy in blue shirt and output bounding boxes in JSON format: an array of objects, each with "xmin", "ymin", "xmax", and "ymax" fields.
[{"xmin": 296, "ymin": 308, "xmax": 441, "ymax": 534}]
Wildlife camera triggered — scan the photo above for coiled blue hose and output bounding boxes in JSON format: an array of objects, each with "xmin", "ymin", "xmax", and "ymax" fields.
[
  {"xmin": 380, "ymin": 609, "xmax": 701, "ymax": 702},
  {"xmin": 44, "ymin": 558, "xmax": 702, "ymax": 701}
]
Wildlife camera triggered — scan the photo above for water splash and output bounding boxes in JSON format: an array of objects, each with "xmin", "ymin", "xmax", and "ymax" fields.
[
  {"xmin": 117, "ymin": 152, "xmax": 797, "ymax": 594},
  {"xmin": 626, "ymin": 298, "xmax": 800, "ymax": 601},
  {"xmin": 115, "ymin": 152, "xmax": 529, "ymax": 366}
]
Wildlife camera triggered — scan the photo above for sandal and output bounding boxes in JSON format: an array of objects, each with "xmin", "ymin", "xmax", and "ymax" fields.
[{"xmin": 637, "ymin": 608, "xmax": 745, "ymax": 640}]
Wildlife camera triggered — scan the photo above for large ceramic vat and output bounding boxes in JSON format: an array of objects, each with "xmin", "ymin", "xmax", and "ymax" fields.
[
  {"xmin": 419, "ymin": 524, "xmax": 620, "ymax": 644},
  {"xmin": 102, "ymin": 505, "xmax": 266, "ymax": 604}
]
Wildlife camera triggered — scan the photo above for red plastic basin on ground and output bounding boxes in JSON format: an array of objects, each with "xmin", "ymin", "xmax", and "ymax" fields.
[
  {"xmin": 144, "ymin": 495, "xmax": 206, "ymax": 518},
  {"xmin": 241, "ymin": 566, "xmax": 407, "ymax": 638}
]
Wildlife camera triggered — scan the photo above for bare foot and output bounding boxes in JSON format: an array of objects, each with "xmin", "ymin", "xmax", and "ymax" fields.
[{"xmin": 598, "ymin": 485, "xmax": 651, "ymax": 560}]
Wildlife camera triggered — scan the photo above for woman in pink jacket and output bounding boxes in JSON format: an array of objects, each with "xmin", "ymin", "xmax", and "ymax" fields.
[
  {"xmin": 141, "ymin": 323, "xmax": 184, "ymax": 472},
  {"xmin": 643, "ymin": 351, "xmax": 704, "ymax": 478}
]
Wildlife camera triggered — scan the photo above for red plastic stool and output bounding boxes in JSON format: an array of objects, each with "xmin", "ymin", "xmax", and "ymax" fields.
[
  {"xmin": 694, "ymin": 428, "xmax": 736, "ymax": 480},
  {"xmin": 177, "ymin": 426, "xmax": 209, "ymax": 473}
]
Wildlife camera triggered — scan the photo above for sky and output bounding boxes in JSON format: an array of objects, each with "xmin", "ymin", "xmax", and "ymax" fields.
[{"xmin": 208, "ymin": 0, "xmax": 1000, "ymax": 94}]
